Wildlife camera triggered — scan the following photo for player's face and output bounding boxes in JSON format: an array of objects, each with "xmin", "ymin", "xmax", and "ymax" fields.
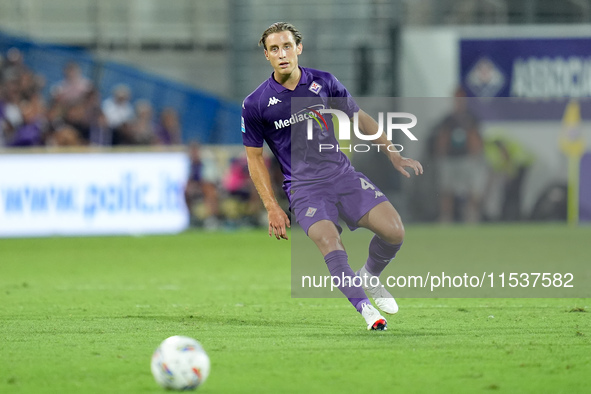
[{"xmin": 264, "ymin": 31, "xmax": 302, "ymax": 77}]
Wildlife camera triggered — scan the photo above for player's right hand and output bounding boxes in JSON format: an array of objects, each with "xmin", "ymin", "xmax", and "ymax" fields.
[
  {"xmin": 391, "ymin": 155, "xmax": 424, "ymax": 178},
  {"xmin": 267, "ymin": 206, "xmax": 290, "ymax": 240}
]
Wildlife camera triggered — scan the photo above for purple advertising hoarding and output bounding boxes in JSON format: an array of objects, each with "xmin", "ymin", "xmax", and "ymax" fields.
[
  {"xmin": 460, "ymin": 38, "xmax": 591, "ymax": 120},
  {"xmin": 461, "ymin": 38, "xmax": 591, "ymax": 223},
  {"xmin": 461, "ymin": 38, "xmax": 591, "ymax": 99}
]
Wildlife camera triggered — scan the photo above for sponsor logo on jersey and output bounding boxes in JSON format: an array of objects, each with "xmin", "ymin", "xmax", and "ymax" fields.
[
  {"xmin": 305, "ymin": 207, "xmax": 317, "ymax": 217},
  {"xmin": 273, "ymin": 104, "xmax": 325, "ymax": 130},
  {"xmin": 241, "ymin": 117, "xmax": 245, "ymax": 133},
  {"xmin": 309, "ymin": 81, "xmax": 323, "ymax": 94},
  {"xmin": 268, "ymin": 97, "xmax": 282, "ymax": 107}
]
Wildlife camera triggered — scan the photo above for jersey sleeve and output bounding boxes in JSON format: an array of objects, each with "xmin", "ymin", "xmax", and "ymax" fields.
[
  {"xmin": 241, "ymin": 97, "xmax": 265, "ymax": 148},
  {"xmin": 327, "ymin": 74, "xmax": 359, "ymax": 117}
]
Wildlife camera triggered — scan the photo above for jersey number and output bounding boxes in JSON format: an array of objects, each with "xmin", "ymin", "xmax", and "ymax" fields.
[{"xmin": 360, "ymin": 178, "xmax": 375, "ymax": 190}]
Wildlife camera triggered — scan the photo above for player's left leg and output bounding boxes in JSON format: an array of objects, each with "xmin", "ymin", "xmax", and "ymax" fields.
[
  {"xmin": 356, "ymin": 201, "xmax": 405, "ymax": 314},
  {"xmin": 357, "ymin": 200, "xmax": 405, "ymax": 244}
]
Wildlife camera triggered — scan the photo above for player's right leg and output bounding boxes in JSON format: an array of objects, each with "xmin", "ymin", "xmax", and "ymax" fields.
[
  {"xmin": 330, "ymin": 172, "xmax": 403, "ymax": 315},
  {"xmin": 306, "ymin": 219, "xmax": 387, "ymax": 330},
  {"xmin": 361, "ymin": 303, "xmax": 388, "ymax": 331}
]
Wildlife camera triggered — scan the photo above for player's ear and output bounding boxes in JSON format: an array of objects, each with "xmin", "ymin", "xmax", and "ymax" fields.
[
  {"xmin": 296, "ymin": 43, "xmax": 303, "ymax": 55},
  {"xmin": 264, "ymin": 49, "xmax": 269, "ymax": 61}
]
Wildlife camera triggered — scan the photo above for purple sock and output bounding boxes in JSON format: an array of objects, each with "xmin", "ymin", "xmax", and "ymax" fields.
[
  {"xmin": 324, "ymin": 250, "xmax": 370, "ymax": 313},
  {"xmin": 364, "ymin": 236, "xmax": 402, "ymax": 277}
]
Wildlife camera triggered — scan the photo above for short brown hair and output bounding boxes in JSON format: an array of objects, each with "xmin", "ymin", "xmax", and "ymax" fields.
[{"xmin": 259, "ymin": 22, "xmax": 302, "ymax": 50}]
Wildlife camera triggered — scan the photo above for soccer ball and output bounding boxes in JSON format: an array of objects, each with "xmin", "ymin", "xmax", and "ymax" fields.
[{"xmin": 151, "ymin": 335, "xmax": 210, "ymax": 391}]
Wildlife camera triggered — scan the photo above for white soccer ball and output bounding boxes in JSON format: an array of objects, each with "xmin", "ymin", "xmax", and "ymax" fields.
[{"xmin": 150, "ymin": 335, "xmax": 210, "ymax": 391}]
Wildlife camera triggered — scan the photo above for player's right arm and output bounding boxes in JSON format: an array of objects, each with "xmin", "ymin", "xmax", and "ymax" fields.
[
  {"xmin": 245, "ymin": 146, "xmax": 290, "ymax": 240},
  {"xmin": 356, "ymin": 109, "xmax": 423, "ymax": 178}
]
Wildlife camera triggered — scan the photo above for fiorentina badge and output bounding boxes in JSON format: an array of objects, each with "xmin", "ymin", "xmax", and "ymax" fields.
[
  {"xmin": 309, "ymin": 82, "xmax": 322, "ymax": 95},
  {"xmin": 305, "ymin": 207, "xmax": 317, "ymax": 217}
]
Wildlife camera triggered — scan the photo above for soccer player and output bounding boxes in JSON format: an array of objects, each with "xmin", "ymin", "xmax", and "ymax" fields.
[{"xmin": 241, "ymin": 22, "xmax": 423, "ymax": 330}]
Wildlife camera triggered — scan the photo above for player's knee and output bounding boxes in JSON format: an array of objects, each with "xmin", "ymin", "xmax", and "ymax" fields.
[
  {"xmin": 320, "ymin": 234, "xmax": 343, "ymax": 250},
  {"xmin": 312, "ymin": 233, "xmax": 344, "ymax": 254},
  {"xmin": 382, "ymin": 222, "xmax": 405, "ymax": 245}
]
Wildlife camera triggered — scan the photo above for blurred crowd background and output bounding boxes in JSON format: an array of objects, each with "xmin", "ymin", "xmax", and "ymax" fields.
[
  {"xmin": 1, "ymin": 0, "xmax": 590, "ymax": 230},
  {"xmin": 0, "ymin": 53, "xmax": 182, "ymax": 147}
]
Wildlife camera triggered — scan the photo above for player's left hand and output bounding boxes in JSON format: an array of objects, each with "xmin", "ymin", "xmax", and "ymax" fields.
[
  {"xmin": 391, "ymin": 156, "xmax": 423, "ymax": 178},
  {"xmin": 267, "ymin": 205, "xmax": 290, "ymax": 240}
]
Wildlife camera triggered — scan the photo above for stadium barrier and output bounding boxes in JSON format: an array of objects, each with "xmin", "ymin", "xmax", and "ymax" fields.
[{"xmin": 0, "ymin": 147, "xmax": 189, "ymax": 237}]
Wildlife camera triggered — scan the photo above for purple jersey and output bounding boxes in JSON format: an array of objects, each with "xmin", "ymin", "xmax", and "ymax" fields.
[{"xmin": 242, "ymin": 67, "xmax": 359, "ymax": 198}]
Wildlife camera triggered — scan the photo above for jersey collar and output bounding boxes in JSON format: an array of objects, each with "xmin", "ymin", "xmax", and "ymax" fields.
[{"xmin": 268, "ymin": 67, "xmax": 309, "ymax": 93}]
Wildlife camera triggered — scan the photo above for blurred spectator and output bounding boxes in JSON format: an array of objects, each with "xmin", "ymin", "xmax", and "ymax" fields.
[
  {"xmin": 155, "ymin": 107, "xmax": 182, "ymax": 145},
  {"xmin": 51, "ymin": 62, "xmax": 93, "ymax": 104},
  {"xmin": 1, "ymin": 59, "xmax": 47, "ymax": 146},
  {"xmin": 222, "ymin": 154, "xmax": 266, "ymax": 227},
  {"xmin": 483, "ymin": 133, "xmax": 535, "ymax": 221},
  {"xmin": 434, "ymin": 87, "xmax": 486, "ymax": 223},
  {"xmin": 0, "ymin": 81, "xmax": 24, "ymax": 141},
  {"xmin": 84, "ymin": 88, "xmax": 111, "ymax": 146},
  {"xmin": 50, "ymin": 125, "xmax": 82, "ymax": 146},
  {"xmin": 46, "ymin": 87, "xmax": 107, "ymax": 147},
  {"xmin": 184, "ymin": 142, "xmax": 221, "ymax": 229},
  {"xmin": 18, "ymin": 69, "xmax": 45, "ymax": 101},
  {"xmin": 63, "ymin": 101, "xmax": 90, "ymax": 143},
  {"xmin": 102, "ymin": 84, "xmax": 134, "ymax": 145},
  {"xmin": 1, "ymin": 48, "xmax": 27, "ymax": 83},
  {"xmin": 130, "ymin": 100, "xmax": 157, "ymax": 145},
  {"xmin": 8, "ymin": 99, "xmax": 44, "ymax": 146}
]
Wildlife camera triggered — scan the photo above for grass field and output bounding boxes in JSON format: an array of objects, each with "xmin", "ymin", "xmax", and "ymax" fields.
[{"xmin": 1, "ymin": 225, "xmax": 590, "ymax": 393}]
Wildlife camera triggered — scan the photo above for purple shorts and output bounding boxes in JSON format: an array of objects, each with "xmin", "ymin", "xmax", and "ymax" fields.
[{"xmin": 290, "ymin": 170, "xmax": 389, "ymax": 234}]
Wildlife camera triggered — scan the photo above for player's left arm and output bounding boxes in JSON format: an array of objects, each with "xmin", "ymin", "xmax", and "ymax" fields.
[{"xmin": 355, "ymin": 109, "xmax": 424, "ymax": 178}]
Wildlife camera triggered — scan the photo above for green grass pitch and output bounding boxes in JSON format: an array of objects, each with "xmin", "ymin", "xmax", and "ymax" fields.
[{"xmin": 1, "ymin": 225, "xmax": 590, "ymax": 393}]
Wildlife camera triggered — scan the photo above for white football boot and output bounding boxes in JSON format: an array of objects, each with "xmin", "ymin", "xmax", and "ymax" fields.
[
  {"xmin": 361, "ymin": 303, "xmax": 387, "ymax": 331},
  {"xmin": 357, "ymin": 266, "xmax": 399, "ymax": 315}
]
